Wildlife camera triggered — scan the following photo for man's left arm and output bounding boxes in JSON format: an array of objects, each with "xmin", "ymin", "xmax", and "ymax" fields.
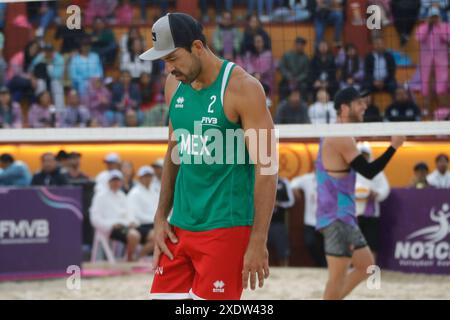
[{"xmin": 230, "ymin": 72, "xmax": 278, "ymax": 290}]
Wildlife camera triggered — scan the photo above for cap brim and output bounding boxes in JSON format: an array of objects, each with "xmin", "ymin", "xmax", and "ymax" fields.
[
  {"xmin": 359, "ymin": 89, "xmax": 371, "ymax": 98},
  {"xmin": 138, "ymin": 173, "xmax": 154, "ymax": 177},
  {"xmin": 139, "ymin": 47, "xmax": 177, "ymax": 61}
]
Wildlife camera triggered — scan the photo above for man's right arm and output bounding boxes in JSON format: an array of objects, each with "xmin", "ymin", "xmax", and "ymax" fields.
[
  {"xmin": 154, "ymin": 74, "xmax": 180, "ymax": 221},
  {"xmin": 154, "ymin": 121, "xmax": 179, "ymax": 220},
  {"xmin": 337, "ymin": 136, "xmax": 405, "ymax": 180},
  {"xmin": 152, "ymin": 74, "xmax": 180, "ymax": 265}
]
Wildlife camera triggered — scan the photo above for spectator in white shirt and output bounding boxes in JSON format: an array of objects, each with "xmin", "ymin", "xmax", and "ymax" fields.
[
  {"xmin": 89, "ymin": 170, "xmax": 141, "ymax": 261},
  {"xmin": 128, "ymin": 166, "xmax": 160, "ymax": 258},
  {"xmin": 427, "ymin": 153, "xmax": 450, "ymax": 188},
  {"xmin": 95, "ymin": 153, "xmax": 122, "ymax": 194},
  {"xmin": 120, "ymin": 38, "xmax": 152, "ymax": 81},
  {"xmin": 291, "ymin": 169, "xmax": 326, "ymax": 267},
  {"xmin": 355, "ymin": 142, "xmax": 390, "ymax": 259},
  {"xmin": 308, "ymin": 89, "xmax": 337, "ymax": 124}
]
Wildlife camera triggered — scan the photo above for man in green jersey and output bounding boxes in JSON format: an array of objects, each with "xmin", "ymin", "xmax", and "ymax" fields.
[{"xmin": 140, "ymin": 13, "xmax": 277, "ymax": 300}]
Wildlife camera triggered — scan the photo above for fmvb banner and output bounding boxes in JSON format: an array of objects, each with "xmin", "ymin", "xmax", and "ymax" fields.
[
  {"xmin": 0, "ymin": 187, "xmax": 82, "ymax": 278},
  {"xmin": 379, "ymin": 189, "xmax": 450, "ymax": 275}
]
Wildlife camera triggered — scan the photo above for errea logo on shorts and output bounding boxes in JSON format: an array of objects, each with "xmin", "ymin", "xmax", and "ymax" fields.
[
  {"xmin": 175, "ymin": 97, "xmax": 185, "ymax": 108},
  {"xmin": 154, "ymin": 267, "xmax": 164, "ymax": 275},
  {"xmin": 213, "ymin": 280, "xmax": 225, "ymax": 293}
]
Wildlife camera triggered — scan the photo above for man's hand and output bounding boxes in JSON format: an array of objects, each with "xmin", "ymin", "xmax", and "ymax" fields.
[
  {"xmin": 391, "ymin": 136, "xmax": 406, "ymax": 149},
  {"xmin": 152, "ymin": 214, "xmax": 178, "ymax": 270},
  {"xmin": 242, "ymin": 238, "xmax": 270, "ymax": 290}
]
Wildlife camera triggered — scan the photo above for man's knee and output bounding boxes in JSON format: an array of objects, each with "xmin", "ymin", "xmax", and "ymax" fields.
[
  {"xmin": 127, "ymin": 229, "xmax": 141, "ymax": 244},
  {"xmin": 353, "ymin": 253, "xmax": 375, "ymax": 275}
]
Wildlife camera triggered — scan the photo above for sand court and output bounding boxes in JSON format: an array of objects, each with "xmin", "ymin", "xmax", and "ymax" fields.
[{"xmin": 1, "ymin": 265, "xmax": 450, "ymax": 300}]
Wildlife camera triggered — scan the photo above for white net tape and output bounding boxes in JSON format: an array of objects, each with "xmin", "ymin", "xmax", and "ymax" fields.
[{"xmin": 0, "ymin": 121, "xmax": 449, "ymax": 142}]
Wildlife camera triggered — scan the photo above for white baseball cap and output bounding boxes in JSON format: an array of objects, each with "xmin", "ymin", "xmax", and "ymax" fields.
[
  {"xmin": 108, "ymin": 169, "xmax": 123, "ymax": 181},
  {"xmin": 104, "ymin": 153, "xmax": 121, "ymax": 163},
  {"xmin": 357, "ymin": 141, "xmax": 372, "ymax": 157},
  {"xmin": 152, "ymin": 158, "xmax": 164, "ymax": 168},
  {"xmin": 137, "ymin": 165, "xmax": 155, "ymax": 177},
  {"xmin": 139, "ymin": 13, "xmax": 206, "ymax": 61}
]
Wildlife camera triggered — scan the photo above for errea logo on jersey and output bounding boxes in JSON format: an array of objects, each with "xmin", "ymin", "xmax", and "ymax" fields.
[
  {"xmin": 213, "ymin": 280, "xmax": 225, "ymax": 293},
  {"xmin": 175, "ymin": 97, "xmax": 184, "ymax": 108}
]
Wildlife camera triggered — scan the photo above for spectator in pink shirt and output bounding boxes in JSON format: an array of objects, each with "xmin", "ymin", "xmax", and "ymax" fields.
[
  {"xmin": 83, "ymin": 77, "xmax": 112, "ymax": 126},
  {"xmin": 85, "ymin": 0, "xmax": 118, "ymax": 25},
  {"xmin": 416, "ymin": 7, "xmax": 450, "ymax": 108},
  {"xmin": 28, "ymin": 90, "xmax": 58, "ymax": 128},
  {"xmin": 116, "ymin": 0, "xmax": 134, "ymax": 25},
  {"xmin": 238, "ymin": 34, "xmax": 275, "ymax": 94}
]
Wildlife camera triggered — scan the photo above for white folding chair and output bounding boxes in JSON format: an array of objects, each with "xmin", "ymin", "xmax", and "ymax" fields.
[{"xmin": 90, "ymin": 230, "xmax": 118, "ymax": 264}]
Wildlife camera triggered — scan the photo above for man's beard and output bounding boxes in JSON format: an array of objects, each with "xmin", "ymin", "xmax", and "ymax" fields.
[
  {"xmin": 173, "ymin": 59, "xmax": 202, "ymax": 84},
  {"xmin": 349, "ymin": 110, "xmax": 363, "ymax": 123}
]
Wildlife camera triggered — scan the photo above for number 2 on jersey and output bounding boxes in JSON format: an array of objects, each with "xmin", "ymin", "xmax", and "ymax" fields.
[{"xmin": 208, "ymin": 95, "xmax": 216, "ymax": 113}]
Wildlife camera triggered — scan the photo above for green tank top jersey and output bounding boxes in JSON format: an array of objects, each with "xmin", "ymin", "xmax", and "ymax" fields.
[{"xmin": 169, "ymin": 60, "xmax": 255, "ymax": 232}]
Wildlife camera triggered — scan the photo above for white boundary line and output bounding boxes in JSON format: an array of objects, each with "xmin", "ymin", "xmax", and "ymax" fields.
[{"xmin": 0, "ymin": 122, "xmax": 449, "ymax": 143}]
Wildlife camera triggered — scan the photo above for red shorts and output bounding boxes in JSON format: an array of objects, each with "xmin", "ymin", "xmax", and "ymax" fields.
[{"xmin": 150, "ymin": 225, "xmax": 251, "ymax": 300}]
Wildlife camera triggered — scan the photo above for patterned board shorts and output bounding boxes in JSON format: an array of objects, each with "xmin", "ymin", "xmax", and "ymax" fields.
[{"xmin": 320, "ymin": 220, "xmax": 368, "ymax": 257}]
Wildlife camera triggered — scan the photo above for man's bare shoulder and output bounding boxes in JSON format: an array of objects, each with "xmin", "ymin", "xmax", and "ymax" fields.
[
  {"xmin": 226, "ymin": 65, "xmax": 266, "ymax": 111},
  {"xmin": 324, "ymin": 137, "xmax": 356, "ymax": 150},
  {"xmin": 227, "ymin": 66, "xmax": 264, "ymax": 97}
]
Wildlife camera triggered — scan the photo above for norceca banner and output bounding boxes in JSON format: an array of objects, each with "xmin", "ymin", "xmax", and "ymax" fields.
[{"xmin": 379, "ymin": 188, "xmax": 450, "ymax": 274}]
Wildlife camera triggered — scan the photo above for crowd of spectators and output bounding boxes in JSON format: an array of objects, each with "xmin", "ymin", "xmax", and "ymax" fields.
[{"xmin": 0, "ymin": 0, "xmax": 448, "ymax": 130}]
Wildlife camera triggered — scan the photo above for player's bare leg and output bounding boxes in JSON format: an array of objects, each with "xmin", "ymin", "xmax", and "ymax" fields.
[
  {"xmin": 339, "ymin": 247, "xmax": 374, "ymax": 299},
  {"xmin": 139, "ymin": 230, "xmax": 155, "ymax": 258},
  {"xmin": 126, "ymin": 229, "xmax": 141, "ymax": 262},
  {"xmin": 323, "ymin": 256, "xmax": 351, "ymax": 300}
]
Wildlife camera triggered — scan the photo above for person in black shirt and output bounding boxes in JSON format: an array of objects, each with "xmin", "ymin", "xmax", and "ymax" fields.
[
  {"xmin": 384, "ymin": 87, "xmax": 421, "ymax": 122},
  {"xmin": 54, "ymin": 24, "xmax": 88, "ymax": 54},
  {"xmin": 240, "ymin": 13, "xmax": 272, "ymax": 55},
  {"xmin": 363, "ymin": 93, "xmax": 383, "ymax": 122},
  {"xmin": 66, "ymin": 152, "xmax": 90, "ymax": 185},
  {"xmin": 268, "ymin": 177, "xmax": 295, "ymax": 266},
  {"xmin": 31, "ymin": 152, "xmax": 69, "ymax": 186},
  {"xmin": 308, "ymin": 41, "xmax": 338, "ymax": 99}
]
